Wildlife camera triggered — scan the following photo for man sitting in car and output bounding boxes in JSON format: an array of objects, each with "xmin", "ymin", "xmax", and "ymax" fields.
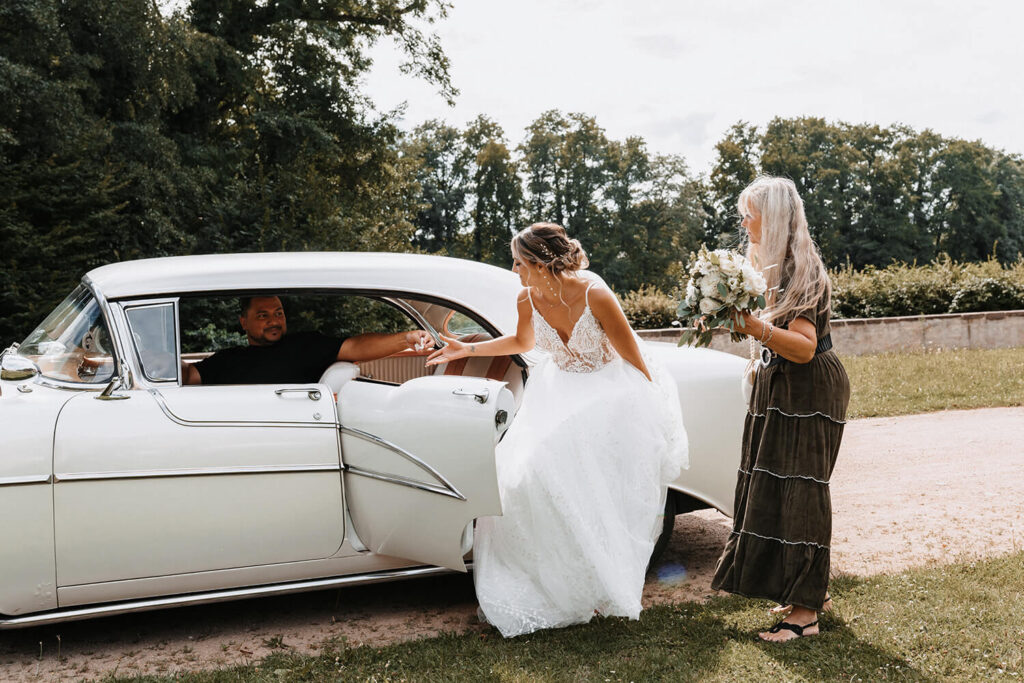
[{"xmin": 182, "ymin": 295, "xmax": 433, "ymax": 385}]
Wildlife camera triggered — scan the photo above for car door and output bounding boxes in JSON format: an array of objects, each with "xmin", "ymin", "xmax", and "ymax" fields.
[
  {"xmin": 52, "ymin": 300, "xmax": 346, "ymax": 590},
  {"xmin": 338, "ymin": 374, "xmax": 510, "ymax": 571}
]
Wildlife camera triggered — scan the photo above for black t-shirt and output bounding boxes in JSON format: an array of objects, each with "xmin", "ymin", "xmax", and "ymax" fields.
[{"xmin": 195, "ymin": 331, "xmax": 346, "ymax": 385}]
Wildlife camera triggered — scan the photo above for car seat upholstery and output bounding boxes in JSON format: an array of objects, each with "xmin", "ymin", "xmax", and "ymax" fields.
[{"xmin": 436, "ymin": 333, "xmax": 513, "ymax": 381}]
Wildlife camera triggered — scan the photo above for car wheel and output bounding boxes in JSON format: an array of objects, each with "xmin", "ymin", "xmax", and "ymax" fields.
[{"xmin": 648, "ymin": 492, "xmax": 677, "ymax": 569}]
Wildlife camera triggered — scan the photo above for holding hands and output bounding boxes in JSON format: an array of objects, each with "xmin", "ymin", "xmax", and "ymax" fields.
[{"xmin": 425, "ymin": 334, "xmax": 471, "ymax": 367}]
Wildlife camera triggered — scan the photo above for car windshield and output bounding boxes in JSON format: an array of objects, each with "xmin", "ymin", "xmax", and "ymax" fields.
[{"xmin": 18, "ymin": 285, "xmax": 115, "ymax": 384}]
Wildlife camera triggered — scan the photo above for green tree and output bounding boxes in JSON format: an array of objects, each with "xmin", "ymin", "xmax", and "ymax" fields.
[
  {"xmin": 464, "ymin": 116, "xmax": 522, "ymax": 267},
  {"xmin": 704, "ymin": 117, "xmax": 1024, "ymax": 268},
  {"xmin": 0, "ymin": 0, "xmax": 455, "ymax": 344},
  {"xmin": 599, "ymin": 140, "xmax": 703, "ymax": 291},
  {"xmin": 403, "ymin": 120, "xmax": 472, "ymax": 254},
  {"xmin": 930, "ymin": 139, "xmax": 1003, "ymax": 261},
  {"xmin": 705, "ymin": 121, "xmax": 759, "ymax": 247},
  {"xmin": 559, "ymin": 113, "xmax": 611, "ymax": 252},
  {"xmin": 516, "ymin": 111, "xmax": 705, "ymax": 292},
  {"xmin": 520, "ymin": 109, "xmax": 570, "ymax": 226},
  {"xmin": 176, "ymin": 0, "xmax": 454, "ymax": 255},
  {"xmin": 0, "ymin": 0, "xmax": 196, "ymax": 340},
  {"xmin": 991, "ymin": 153, "xmax": 1024, "ymax": 259}
]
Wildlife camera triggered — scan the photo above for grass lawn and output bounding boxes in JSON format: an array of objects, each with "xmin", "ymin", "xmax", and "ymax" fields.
[
  {"xmin": 110, "ymin": 552, "xmax": 1024, "ymax": 682},
  {"xmin": 843, "ymin": 346, "xmax": 1024, "ymax": 418}
]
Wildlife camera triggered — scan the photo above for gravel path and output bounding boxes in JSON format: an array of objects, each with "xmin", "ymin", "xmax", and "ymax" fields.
[{"xmin": 3, "ymin": 407, "xmax": 1023, "ymax": 681}]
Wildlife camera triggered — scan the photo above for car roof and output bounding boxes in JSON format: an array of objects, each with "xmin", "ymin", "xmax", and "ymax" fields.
[{"xmin": 85, "ymin": 252, "xmax": 522, "ymax": 334}]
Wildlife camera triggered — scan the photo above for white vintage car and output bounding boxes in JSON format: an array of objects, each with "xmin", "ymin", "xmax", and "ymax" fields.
[{"xmin": 0, "ymin": 252, "xmax": 746, "ymax": 628}]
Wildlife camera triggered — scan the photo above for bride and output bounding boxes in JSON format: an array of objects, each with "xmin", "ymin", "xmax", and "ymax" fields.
[{"xmin": 426, "ymin": 222, "xmax": 688, "ymax": 637}]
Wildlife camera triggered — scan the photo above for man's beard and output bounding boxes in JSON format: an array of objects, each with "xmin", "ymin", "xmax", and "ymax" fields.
[{"xmin": 252, "ymin": 326, "xmax": 284, "ymax": 345}]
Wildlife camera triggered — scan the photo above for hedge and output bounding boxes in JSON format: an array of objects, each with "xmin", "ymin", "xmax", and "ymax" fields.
[
  {"xmin": 619, "ymin": 256, "xmax": 1024, "ymax": 329},
  {"xmin": 830, "ymin": 255, "xmax": 1024, "ymax": 318}
]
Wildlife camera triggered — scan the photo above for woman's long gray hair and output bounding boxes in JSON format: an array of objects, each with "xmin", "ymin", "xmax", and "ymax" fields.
[{"xmin": 739, "ymin": 176, "xmax": 830, "ymax": 325}]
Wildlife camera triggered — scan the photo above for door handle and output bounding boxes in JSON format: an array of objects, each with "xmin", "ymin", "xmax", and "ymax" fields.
[
  {"xmin": 275, "ymin": 388, "xmax": 322, "ymax": 401},
  {"xmin": 452, "ymin": 388, "xmax": 489, "ymax": 404}
]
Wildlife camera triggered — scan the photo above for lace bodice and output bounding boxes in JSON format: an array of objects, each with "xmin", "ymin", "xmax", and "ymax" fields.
[{"xmin": 529, "ymin": 285, "xmax": 617, "ymax": 373}]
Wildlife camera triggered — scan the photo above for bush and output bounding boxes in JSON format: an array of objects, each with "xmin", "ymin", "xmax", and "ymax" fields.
[
  {"xmin": 619, "ymin": 285, "xmax": 679, "ymax": 329},
  {"xmin": 949, "ymin": 276, "xmax": 1024, "ymax": 312},
  {"xmin": 607, "ymin": 256, "xmax": 1024, "ymax": 329},
  {"xmin": 830, "ymin": 255, "xmax": 1024, "ymax": 319}
]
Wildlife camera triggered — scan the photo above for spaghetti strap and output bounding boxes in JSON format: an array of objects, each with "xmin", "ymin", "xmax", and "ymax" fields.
[
  {"xmin": 584, "ymin": 281, "xmax": 597, "ymax": 308},
  {"xmin": 525, "ymin": 287, "xmax": 536, "ymax": 309}
]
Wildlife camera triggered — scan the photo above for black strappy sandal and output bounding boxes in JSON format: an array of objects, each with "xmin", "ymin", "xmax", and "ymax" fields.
[{"xmin": 761, "ymin": 619, "xmax": 819, "ymax": 641}]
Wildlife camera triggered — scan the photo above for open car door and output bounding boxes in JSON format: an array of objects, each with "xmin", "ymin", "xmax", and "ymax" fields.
[{"xmin": 338, "ymin": 375, "xmax": 511, "ymax": 571}]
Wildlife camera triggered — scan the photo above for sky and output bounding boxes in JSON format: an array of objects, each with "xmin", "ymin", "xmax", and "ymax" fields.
[{"xmin": 364, "ymin": 0, "xmax": 1023, "ymax": 173}]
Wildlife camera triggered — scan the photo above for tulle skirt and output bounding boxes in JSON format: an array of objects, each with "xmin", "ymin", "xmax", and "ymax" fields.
[{"xmin": 473, "ymin": 354, "xmax": 688, "ymax": 637}]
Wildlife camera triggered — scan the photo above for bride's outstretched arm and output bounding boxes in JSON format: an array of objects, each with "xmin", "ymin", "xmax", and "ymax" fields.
[
  {"xmin": 425, "ymin": 291, "xmax": 535, "ymax": 366},
  {"xmin": 589, "ymin": 287, "xmax": 652, "ymax": 381}
]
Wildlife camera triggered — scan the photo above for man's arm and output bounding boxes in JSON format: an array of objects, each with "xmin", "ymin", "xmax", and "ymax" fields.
[
  {"xmin": 181, "ymin": 361, "xmax": 202, "ymax": 385},
  {"xmin": 337, "ymin": 330, "xmax": 433, "ymax": 363}
]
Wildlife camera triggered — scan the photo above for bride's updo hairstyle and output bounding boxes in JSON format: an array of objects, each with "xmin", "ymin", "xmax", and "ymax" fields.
[
  {"xmin": 511, "ymin": 222, "xmax": 589, "ymax": 274},
  {"xmin": 739, "ymin": 176, "xmax": 830, "ymax": 326}
]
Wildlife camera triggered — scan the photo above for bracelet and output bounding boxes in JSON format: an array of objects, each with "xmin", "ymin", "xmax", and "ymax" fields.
[
  {"xmin": 758, "ymin": 320, "xmax": 769, "ymax": 343},
  {"xmin": 764, "ymin": 322, "xmax": 774, "ymax": 345}
]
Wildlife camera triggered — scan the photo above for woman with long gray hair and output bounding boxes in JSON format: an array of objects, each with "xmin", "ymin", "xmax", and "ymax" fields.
[{"xmin": 710, "ymin": 176, "xmax": 850, "ymax": 641}]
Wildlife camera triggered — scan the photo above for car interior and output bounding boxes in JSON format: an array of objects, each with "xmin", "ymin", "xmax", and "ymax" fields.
[{"xmin": 177, "ymin": 292, "xmax": 526, "ymax": 405}]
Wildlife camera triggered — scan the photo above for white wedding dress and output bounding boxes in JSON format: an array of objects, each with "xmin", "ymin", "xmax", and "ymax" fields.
[{"xmin": 473, "ymin": 282, "xmax": 689, "ymax": 637}]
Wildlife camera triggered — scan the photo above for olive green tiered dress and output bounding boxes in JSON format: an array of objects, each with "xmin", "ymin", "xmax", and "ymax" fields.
[{"xmin": 711, "ymin": 297, "xmax": 850, "ymax": 611}]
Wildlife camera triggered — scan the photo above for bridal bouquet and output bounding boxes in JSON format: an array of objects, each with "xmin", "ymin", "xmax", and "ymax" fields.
[{"xmin": 676, "ymin": 246, "xmax": 768, "ymax": 347}]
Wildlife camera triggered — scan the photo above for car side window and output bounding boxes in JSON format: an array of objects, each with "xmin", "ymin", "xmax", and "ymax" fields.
[
  {"xmin": 444, "ymin": 310, "xmax": 489, "ymax": 337},
  {"xmin": 17, "ymin": 285, "xmax": 116, "ymax": 385},
  {"xmin": 125, "ymin": 303, "xmax": 178, "ymax": 383}
]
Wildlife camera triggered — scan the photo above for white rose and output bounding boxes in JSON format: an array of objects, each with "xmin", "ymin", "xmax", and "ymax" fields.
[
  {"xmin": 699, "ymin": 296, "xmax": 721, "ymax": 315},
  {"xmin": 685, "ymin": 282, "xmax": 698, "ymax": 304},
  {"xmin": 699, "ymin": 272, "xmax": 720, "ymax": 294},
  {"xmin": 719, "ymin": 255, "xmax": 741, "ymax": 277},
  {"xmin": 744, "ymin": 271, "xmax": 767, "ymax": 296}
]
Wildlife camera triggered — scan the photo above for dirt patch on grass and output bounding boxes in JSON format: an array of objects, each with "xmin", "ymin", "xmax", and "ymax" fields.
[{"xmin": 3, "ymin": 407, "xmax": 1022, "ymax": 681}]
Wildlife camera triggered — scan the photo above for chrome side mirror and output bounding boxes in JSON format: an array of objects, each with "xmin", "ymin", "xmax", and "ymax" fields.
[
  {"xmin": 96, "ymin": 367, "xmax": 132, "ymax": 401},
  {"xmin": 0, "ymin": 352, "xmax": 40, "ymax": 382}
]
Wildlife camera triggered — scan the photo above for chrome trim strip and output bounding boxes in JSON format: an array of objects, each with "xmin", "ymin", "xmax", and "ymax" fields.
[
  {"xmin": 34, "ymin": 378, "xmax": 104, "ymax": 392},
  {"xmin": 0, "ymin": 474, "xmax": 53, "ymax": 487},
  {"xmin": 344, "ymin": 465, "xmax": 465, "ymax": 500},
  {"xmin": 149, "ymin": 389, "xmax": 335, "ymax": 429},
  {"xmin": 122, "ymin": 300, "xmax": 180, "ymax": 384},
  {"xmin": 382, "ymin": 296, "xmax": 444, "ymax": 349},
  {"xmin": 53, "ymin": 464, "xmax": 340, "ymax": 483},
  {"xmin": 0, "ymin": 565, "xmax": 467, "ymax": 630},
  {"xmin": 83, "ymin": 275, "xmax": 132, "ymax": 388},
  {"xmin": 340, "ymin": 425, "xmax": 466, "ymax": 501}
]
